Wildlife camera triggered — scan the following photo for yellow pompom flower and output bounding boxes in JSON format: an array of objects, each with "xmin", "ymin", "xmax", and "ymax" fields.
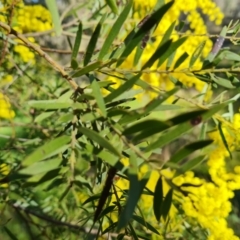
[
  {"xmin": 107, "ymin": 0, "xmax": 224, "ymax": 101},
  {"xmin": 0, "ymin": 92, "xmax": 15, "ymax": 119},
  {"xmin": 0, "ymin": 1, "xmax": 52, "ymax": 63}
]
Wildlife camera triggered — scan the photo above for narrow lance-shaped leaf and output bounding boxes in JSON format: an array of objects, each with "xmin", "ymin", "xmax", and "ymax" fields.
[
  {"xmin": 28, "ymin": 100, "xmax": 72, "ymax": 109},
  {"xmin": 173, "ymin": 52, "xmax": 189, "ymax": 69},
  {"xmin": 189, "ymin": 40, "xmax": 206, "ymax": 68},
  {"xmin": 78, "ymin": 127, "xmax": 121, "ymax": 157},
  {"xmin": 143, "ymin": 88, "xmax": 179, "ymax": 114},
  {"xmin": 142, "ymin": 40, "xmax": 172, "ymax": 69},
  {"xmin": 71, "ymin": 21, "xmax": 82, "ymax": 69},
  {"xmin": 117, "ymin": 171, "xmax": 150, "ymax": 230},
  {"xmin": 127, "ymin": 223, "xmax": 139, "ymax": 240},
  {"xmin": 145, "ymin": 103, "xmax": 228, "ymax": 151},
  {"xmin": 3, "ymin": 227, "xmax": 18, "ymax": 240},
  {"xmin": 211, "ymin": 75, "xmax": 236, "ymax": 89},
  {"xmin": 133, "ymin": 43, "xmax": 144, "ymax": 66},
  {"xmin": 22, "ymin": 136, "xmax": 71, "ymax": 166},
  {"xmin": 132, "ymin": 215, "xmax": 160, "ymax": 235},
  {"xmin": 91, "ymin": 80, "xmax": 107, "ymax": 117},
  {"xmin": 220, "ymin": 50, "xmax": 240, "ymax": 62},
  {"xmin": 175, "ymin": 155, "xmax": 206, "ymax": 176},
  {"xmin": 84, "ymin": 15, "xmax": 106, "ymax": 66},
  {"xmin": 105, "ymin": 0, "xmax": 118, "ymax": 14},
  {"xmin": 218, "ymin": 122, "xmax": 232, "ymax": 159},
  {"xmin": 153, "ymin": 176, "xmax": 163, "ymax": 221},
  {"xmin": 45, "ymin": 0, "xmax": 62, "ymax": 36},
  {"xmin": 117, "ymin": 1, "xmax": 174, "ymax": 67},
  {"xmin": 124, "ymin": 110, "xmax": 206, "ymax": 142},
  {"xmin": 122, "ymin": 119, "xmax": 171, "ymax": 136},
  {"xmin": 159, "ymin": 20, "xmax": 176, "ymax": 46},
  {"xmin": 128, "ymin": 153, "xmax": 138, "ymax": 175},
  {"xmin": 102, "ymin": 222, "xmax": 118, "ymax": 235},
  {"xmin": 168, "ymin": 140, "xmax": 213, "ymax": 164},
  {"xmin": 104, "ymin": 73, "xmax": 141, "ymax": 103},
  {"xmin": 72, "ymin": 61, "xmax": 102, "ymax": 78},
  {"xmin": 162, "ymin": 189, "xmax": 173, "ymax": 220},
  {"xmin": 157, "ymin": 37, "xmax": 187, "ymax": 67},
  {"xmin": 19, "ymin": 157, "xmax": 62, "ymax": 175},
  {"xmin": 98, "ymin": 0, "xmax": 133, "ymax": 60}
]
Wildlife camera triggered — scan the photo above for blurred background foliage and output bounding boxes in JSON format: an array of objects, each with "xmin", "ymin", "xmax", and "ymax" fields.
[{"xmin": 1, "ymin": 0, "xmax": 240, "ymax": 239}]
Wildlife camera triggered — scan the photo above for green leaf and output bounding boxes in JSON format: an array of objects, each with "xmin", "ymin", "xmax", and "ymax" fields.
[
  {"xmin": 98, "ymin": 0, "xmax": 133, "ymax": 60},
  {"xmin": 128, "ymin": 223, "xmax": 139, "ymax": 240},
  {"xmin": 28, "ymin": 100, "xmax": 72, "ymax": 109},
  {"xmin": 45, "ymin": 0, "xmax": 62, "ymax": 36},
  {"xmin": 212, "ymin": 75, "xmax": 236, "ymax": 89},
  {"xmin": 122, "ymin": 119, "xmax": 170, "ymax": 136},
  {"xmin": 72, "ymin": 61, "xmax": 102, "ymax": 77},
  {"xmin": 158, "ymin": 20, "xmax": 176, "ymax": 46},
  {"xmin": 145, "ymin": 103, "xmax": 228, "ymax": 151},
  {"xmin": 3, "ymin": 227, "xmax": 18, "ymax": 240},
  {"xmin": 117, "ymin": 1, "xmax": 174, "ymax": 66},
  {"xmin": 34, "ymin": 111, "xmax": 54, "ymax": 123},
  {"xmin": 19, "ymin": 157, "xmax": 62, "ymax": 175},
  {"xmin": 102, "ymin": 222, "xmax": 118, "ymax": 234},
  {"xmin": 153, "ymin": 0, "xmax": 166, "ymax": 10},
  {"xmin": 153, "ymin": 176, "xmax": 163, "ymax": 221},
  {"xmin": 82, "ymin": 194, "xmax": 101, "ymax": 206},
  {"xmin": 78, "ymin": 127, "xmax": 121, "ymax": 157},
  {"xmin": 157, "ymin": 37, "xmax": 187, "ymax": 67},
  {"xmin": 189, "ymin": 40, "xmax": 206, "ymax": 68},
  {"xmin": 176, "ymin": 155, "xmax": 206, "ymax": 176},
  {"xmin": 84, "ymin": 15, "xmax": 106, "ymax": 66},
  {"xmin": 22, "ymin": 136, "xmax": 71, "ymax": 166},
  {"xmin": 132, "ymin": 215, "xmax": 160, "ymax": 235},
  {"xmin": 153, "ymin": 104, "xmax": 185, "ymax": 111},
  {"xmin": 143, "ymin": 88, "xmax": 179, "ymax": 114},
  {"xmin": 221, "ymin": 50, "xmax": 240, "ymax": 61},
  {"xmin": 128, "ymin": 153, "xmax": 138, "ymax": 175},
  {"xmin": 117, "ymin": 171, "xmax": 150, "ymax": 230},
  {"xmin": 104, "ymin": 73, "xmax": 141, "ymax": 103},
  {"xmin": 168, "ymin": 109, "xmax": 207, "ymax": 125},
  {"xmin": 173, "ymin": 52, "xmax": 189, "ymax": 69},
  {"xmin": 97, "ymin": 149, "xmax": 119, "ymax": 166},
  {"xmin": 99, "ymin": 205, "xmax": 116, "ymax": 219},
  {"xmin": 218, "ymin": 122, "xmax": 232, "ymax": 159},
  {"xmin": 162, "ymin": 189, "xmax": 173, "ymax": 220},
  {"xmin": 105, "ymin": 0, "xmax": 118, "ymax": 14},
  {"xmin": 133, "ymin": 44, "xmax": 144, "ymax": 66},
  {"xmin": 168, "ymin": 140, "xmax": 213, "ymax": 164},
  {"xmin": 91, "ymin": 80, "xmax": 107, "ymax": 117},
  {"xmin": 142, "ymin": 40, "xmax": 172, "ymax": 69},
  {"xmin": 71, "ymin": 21, "xmax": 82, "ymax": 69}
]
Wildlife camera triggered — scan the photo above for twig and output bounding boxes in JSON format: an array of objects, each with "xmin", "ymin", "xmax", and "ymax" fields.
[
  {"xmin": 0, "ymin": 21, "xmax": 79, "ymax": 91},
  {"xmin": 0, "ymin": 1, "xmax": 16, "ymax": 66},
  {"xmin": 11, "ymin": 203, "xmax": 87, "ymax": 232},
  {"xmin": 102, "ymin": 66, "xmax": 240, "ymax": 75}
]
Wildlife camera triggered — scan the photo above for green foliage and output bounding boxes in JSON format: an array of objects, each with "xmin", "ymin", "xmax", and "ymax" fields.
[{"xmin": 1, "ymin": 1, "xmax": 240, "ymax": 239}]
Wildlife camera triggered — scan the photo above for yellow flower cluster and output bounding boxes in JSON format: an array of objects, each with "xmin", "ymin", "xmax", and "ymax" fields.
[
  {"xmin": 117, "ymin": 0, "xmax": 224, "ymax": 99},
  {"xmin": 0, "ymin": 1, "xmax": 52, "ymax": 63},
  {"xmin": 113, "ymin": 112, "xmax": 240, "ymax": 239},
  {"xmin": 0, "ymin": 91, "xmax": 15, "ymax": 119},
  {"xmin": 0, "ymin": 1, "xmax": 52, "ymax": 33},
  {"xmin": 170, "ymin": 114, "xmax": 240, "ymax": 240}
]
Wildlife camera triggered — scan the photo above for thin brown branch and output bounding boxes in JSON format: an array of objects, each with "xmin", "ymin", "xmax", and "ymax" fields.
[
  {"xmin": 0, "ymin": 1, "xmax": 16, "ymax": 66},
  {"xmin": 102, "ymin": 66, "xmax": 240, "ymax": 75},
  {"xmin": 0, "ymin": 21, "xmax": 79, "ymax": 91},
  {"xmin": 11, "ymin": 203, "xmax": 87, "ymax": 232}
]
